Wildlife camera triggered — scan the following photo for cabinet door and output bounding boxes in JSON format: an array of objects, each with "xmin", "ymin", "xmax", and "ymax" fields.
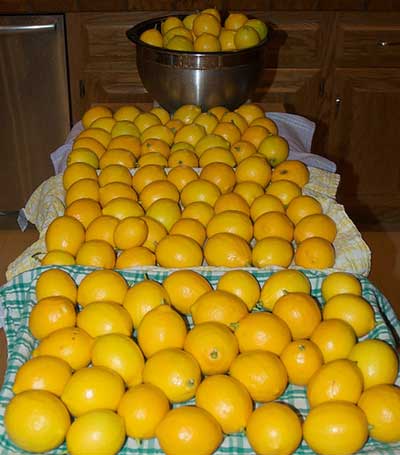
[{"xmin": 328, "ymin": 69, "xmax": 400, "ymax": 228}]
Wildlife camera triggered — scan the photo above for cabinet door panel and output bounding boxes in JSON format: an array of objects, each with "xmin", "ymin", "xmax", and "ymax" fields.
[{"xmin": 328, "ymin": 69, "xmax": 400, "ymax": 227}]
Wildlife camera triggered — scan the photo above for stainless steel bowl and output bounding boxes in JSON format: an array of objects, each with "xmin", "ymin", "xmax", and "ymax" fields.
[{"xmin": 126, "ymin": 15, "xmax": 268, "ymax": 112}]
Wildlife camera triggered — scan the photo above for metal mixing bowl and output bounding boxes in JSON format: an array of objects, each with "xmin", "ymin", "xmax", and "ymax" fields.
[{"xmin": 126, "ymin": 15, "xmax": 268, "ymax": 112}]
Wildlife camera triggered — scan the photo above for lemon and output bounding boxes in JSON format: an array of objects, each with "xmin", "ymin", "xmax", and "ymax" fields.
[
  {"xmin": 61, "ymin": 366, "xmax": 125, "ymax": 417},
  {"xmin": 146, "ymin": 198, "xmax": 181, "ymax": 231},
  {"xmin": 219, "ymin": 28, "xmax": 237, "ymax": 51},
  {"xmin": 45, "ymin": 215, "xmax": 85, "ymax": 257},
  {"xmin": 173, "ymin": 104, "xmax": 202, "ymax": 125},
  {"xmin": 99, "ymin": 182, "xmax": 138, "ymax": 207},
  {"xmin": 75, "ymin": 239, "xmax": 116, "ymax": 269},
  {"xmin": 321, "ymin": 272, "xmax": 362, "ymax": 302},
  {"xmin": 65, "ymin": 198, "xmax": 102, "ymax": 229},
  {"xmin": 41, "ymin": 250, "xmax": 76, "ymax": 266},
  {"xmin": 137, "ymin": 304, "xmax": 188, "ymax": 358},
  {"xmin": 77, "ymin": 301, "xmax": 133, "ymax": 337},
  {"xmin": 116, "ymin": 246, "xmax": 156, "ymax": 268},
  {"xmin": 118, "ymin": 383, "xmax": 170, "ymax": 439},
  {"xmin": 246, "ymin": 18, "xmax": 268, "ymax": 40},
  {"xmin": 113, "ymin": 105, "xmax": 142, "ymax": 122},
  {"xmin": 98, "ymin": 163, "xmax": 132, "ymax": 187},
  {"xmin": 224, "ymin": 12, "xmax": 248, "ymax": 31},
  {"xmin": 65, "ymin": 178, "xmax": 100, "ymax": 206},
  {"xmin": 77, "ymin": 127, "xmax": 111, "ymax": 148},
  {"xmin": 150, "ymin": 106, "xmax": 171, "ymax": 124},
  {"xmin": 5, "ymin": 390, "xmax": 70, "ymax": 453},
  {"xmin": 108, "ymin": 134, "xmax": 141, "ymax": 158},
  {"xmin": 156, "ymin": 234, "xmax": 204, "ymax": 267},
  {"xmin": 82, "ymin": 105, "xmax": 113, "ymax": 129},
  {"xmin": 204, "ymin": 232, "xmax": 252, "ymax": 267},
  {"xmin": 111, "ymin": 120, "xmax": 140, "ymax": 138},
  {"xmin": 36, "ymin": 268, "xmax": 77, "ymax": 302},
  {"xmin": 66, "ymin": 409, "xmax": 126, "ymax": 455},
  {"xmin": 77, "ymin": 269, "xmax": 128, "ymax": 307},
  {"xmin": 33, "ymin": 327, "xmax": 94, "ymax": 370},
  {"xmin": 163, "ymin": 26, "xmax": 193, "ymax": 47},
  {"xmin": 72, "ymin": 136, "xmax": 106, "ymax": 159},
  {"xmin": 114, "ymin": 216, "xmax": 148, "ymax": 250},
  {"xmin": 140, "ymin": 28, "xmax": 163, "ymax": 47},
  {"xmin": 91, "ymin": 333, "xmax": 144, "ymax": 387},
  {"xmin": 161, "ymin": 16, "xmax": 183, "ymax": 35},
  {"xmin": 141, "ymin": 215, "xmax": 168, "ymax": 252},
  {"xmin": 217, "ymin": 270, "xmax": 260, "ymax": 311},
  {"xmin": 194, "ymin": 33, "xmax": 221, "ymax": 52},
  {"xmin": 193, "ymin": 12, "xmax": 221, "ymax": 37},
  {"xmin": 99, "ymin": 148, "xmax": 136, "ymax": 169},
  {"xmin": 102, "ymin": 197, "xmax": 144, "ymax": 220},
  {"xmin": 122, "ymin": 279, "xmax": 171, "ymax": 329},
  {"xmin": 85, "ymin": 215, "xmax": 119, "ymax": 247},
  {"xmin": 234, "ymin": 25, "xmax": 260, "ymax": 49},
  {"xmin": 13, "ymin": 355, "xmax": 72, "ymax": 396},
  {"xmin": 67, "ymin": 147, "xmax": 99, "ymax": 168},
  {"xmin": 141, "ymin": 124, "xmax": 175, "ymax": 146},
  {"xmin": 91, "ymin": 116, "xmax": 116, "ymax": 133},
  {"xmin": 29, "ymin": 296, "xmax": 76, "ymax": 340}
]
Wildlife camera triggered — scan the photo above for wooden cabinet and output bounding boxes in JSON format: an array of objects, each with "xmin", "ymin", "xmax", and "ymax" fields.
[
  {"xmin": 329, "ymin": 13, "xmax": 400, "ymax": 228},
  {"xmin": 65, "ymin": 10, "xmax": 400, "ymax": 229}
]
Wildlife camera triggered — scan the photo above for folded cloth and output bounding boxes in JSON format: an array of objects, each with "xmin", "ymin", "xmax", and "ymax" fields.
[{"xmin": 50, "ymin": 113, "xmax": 336, "ymax": 174}]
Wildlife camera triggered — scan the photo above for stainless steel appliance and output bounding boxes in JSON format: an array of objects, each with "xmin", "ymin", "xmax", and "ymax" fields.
[{"xmin": 0, "ymin": 15, "xmax": 70, "ymax": 211}]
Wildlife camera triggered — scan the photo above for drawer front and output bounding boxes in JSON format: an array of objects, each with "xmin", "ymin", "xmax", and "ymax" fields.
[{"xmin": 336, "ymin": 13, "xmax": 400, "ymax": 67}]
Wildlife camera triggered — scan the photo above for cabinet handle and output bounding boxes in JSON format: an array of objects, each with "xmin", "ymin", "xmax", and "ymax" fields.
[
  {"xmin": 335, "ymin": 97, "xmax": 341, "ymax": 116},
  {"xmin": 79, "ymin": 80, "xmax": 86, "ymax": 99},
  {"xmin": 378, "ymin": 41, "xmax": 400, "ymax": 47},
  {"xmin": 0, "ymin": 23, "xmax": 56, "ymax": 34}
]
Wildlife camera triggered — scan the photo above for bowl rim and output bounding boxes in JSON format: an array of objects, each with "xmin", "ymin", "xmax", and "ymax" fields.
[{"xmin": 126, "ymin": 14, "xmax": 268, "ymax": 56}]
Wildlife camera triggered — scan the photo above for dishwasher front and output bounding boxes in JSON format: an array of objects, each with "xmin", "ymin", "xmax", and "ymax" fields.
[{"xmin": 0, "ymin": 14, "xmax": 70, "ymax": 211}]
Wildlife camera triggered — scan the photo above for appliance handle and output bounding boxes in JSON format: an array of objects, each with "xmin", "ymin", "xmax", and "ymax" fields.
[{"xmin": 0, "ymin": 23, "xmax": 56, "ymax": 34}]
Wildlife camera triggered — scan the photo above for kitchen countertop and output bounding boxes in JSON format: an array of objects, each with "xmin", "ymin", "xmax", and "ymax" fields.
[{"xmin": 1, "ymin": 0, "xmax": 400, "ymax": 14}]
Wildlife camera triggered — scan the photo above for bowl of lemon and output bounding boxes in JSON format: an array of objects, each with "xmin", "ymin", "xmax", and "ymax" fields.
[{"xmin": 126, "ymin": 8, "xmax": 269, "ymax": 112}]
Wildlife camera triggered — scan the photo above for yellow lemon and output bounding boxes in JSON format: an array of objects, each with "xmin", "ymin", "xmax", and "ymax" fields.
[
  {"xmin": 82, "ymin": 105, "xmax": 113, "ymax": 129},
  {"xmin": 180, "ymin": 178, "xmax": 221, "ymax": 207},
  {"xmin": 123, "ymin": 279, "xmax": 171, "ymax": 329},
  {"xmin": 140, "ymin": 28, "xmax": 163, "ymax": 47},
  {"xmin": 294, "ymin": 237, "xmax": 336, "ymax": 269},
  {"xmin": 219, "ymin": 28, "xmax": 237, "ymax": 51},
  {"xmin": 208, "ymin": 105, "xmax": 229, "ymax": 120},
  {"xmin": 113, "ymin": 216, "xmax": 148, "ymax": 250},
  {"xmin": 134, "ymin": 112, "xmax": 161, "ymax": 133},
  {"xmin": 234, "ymin": 24, "xmax": 260, "ymax": 49},
  {"xmin": 348, "ymin": 339, "xmax": 399, "ymax": 389},
  {"xmin": 141, "ymin": 124, "xmax": 175, "ymax": 146},
  {"xmin": 294, "ymin": 213, "xmax": 337, "ymax": 244},
  {"xmin": 156, "ymin": 406, "xmax": 223, "ymax": 455},
  {"xmin": 207, "ymin": 210, "xmax": 253, "ymax": 242},
  {"xmin": 181, "ymin": 200, "xmax": 215, "ymax": 227},
  {"xmin": 235, "ymin": 103, "xmax": 265, "ymax": 124},
  {"xmin": 72, "ymin": 136, "xmax": 106, "ymax": 160},
  {"xmin": 36, "ymin": 268, "xmax": 77, "ymax": 302},
  {"xmin": 13, "ymin": 356, "xmax": 72, "ymax": 396},
  {"xmin": 75, "ymin": 239, "xmax": 116, "ymax": 269},
  {"xmin": 65, "ymin": 178, "xmax": 99, "ymax": 206},
  {"xmin": 77, "ymin": 301, "xmax": 133, "ymax": 337},
  {"xmin": 4, "ymin": 390, "xmax": 70, "ymax": 453},
  {"xmin": 272, "ymin": 159, "xmax": 310, "ymax": 186},
  {"xmin": 99, "ymin": 148, "xmax": 136, "ymax": 169},
  {"xmin": 108, "ymin": 134, "xmax": 141, "ymax": 159},
  {"xmin": 98, "ymin": 163, "xmax": 132, "ymax": 186},
  {"xmin": 99, "ymin": 182, "xmax": 138, "ymax": 207},
  {"xmin": 322, "ymin": 293, "xmax": 375, "ymax": 337},
  {"xmin": 33, "ymin": 327, "xmax": 93, "ymax": 370},
  {"xmin": 161, "ymin": 16, "xmax": 184, "ymax": 35},
  {"xmin": 358, "ymin": 384, "xmax": 400, "ymax": 443},
  {"xmin": 67, "ymin": 147, "xmax": 99, "ymax": 168},
  {"xmin": 193, "ymin": 12, "xmax": 221, "ymax": 37},
  {"xmin": 132, "ymin": 164, "xmax": 167, "ymax": 193},
  {"xmin": 224, "ymin": 12, "xmax": 248, "ymax": 31},
  {"xmin": 102, "ymin": 197, "xmax": 144, "ymax": 220},
  {"xmin": 111, "ymin": 120, "xmax": 140, "ymax": 138},
  {"xmin": 141, "ymin": 215, "xmax": 168, "ymax": 252},
  {"xmin": 143, "ymin": 348, "xmax": 201, "ymax": 403},
  {"xmin": 303, "ymin": 401, "xmax": 368, "ymax": 455},
  {"xmin": 195, "ymin": 374, "xmax": 253, "ymax": 434},
  {"xmin": 250, "ymin": 116, "xmax": 278, "ymax": 135},
  {"xmin": 214, "ymin": 192, "xmax": 250, "ymax": 216},
  {"xmin": 85, "ymin": 214, "xmax": 119, "ymax": 247},
  {"xmin": 204, "ymin": 232, "xmax": 252, "ymax": 267},
  {"xmin": 63, "ymin": 162, "xmax": 98, "ymax": 191},
  {"xmin": 162, "ymin": 270, "xmax": 212, "ymax": 314},
  {"xmin": 173, "ymin": 104, "xmax": 202, "ymax": 125},
  {"xmin": 307, "ymin": 359, "xmax": 364, "ymax": 408},
  {"xmin": 141, "ymin": 138, "xmax": 171, "ymax": 158},
  {"xmin": 169, "ymin": 217, "xmax": 206, "ymax": 246},
  {"xmin": 168, "ymin": 149, "xmax": 199, "ymax": 167},
  {"xmin": 265, "ymin": 179, "xmax": 302, "ymax": 207},
  {"xmin": 77, "ymin": 269, "xmax": 128, "ymax": 307},
  {"xmin": 115, "ymin": 246, "xmax": 156, "ymax": 268},
  {"xmin": 150, "ymin": 106, "xmax": 170, "ymax": 124},
  {"xmin": 321, "ymin": 271, "xmax": 362, "ymax": 302},
  {"xmin": 139, "ymin": 179, "xmax": 180, "ymax": 211},
  {"xmin": 246, "ymin": 402, "xmax": 303, "ymax": 455},
  {"xmin": 91, "ymin": 333, "xmax": 145, "ymax": 387},
  {"xmin": 183, "ymin": 321, "xmax": 239, "ymax": 375},
  {"xmin": 234, "ymin": 181, "xmax": 265, "ymax": 206},
  {"xmin": 41, "ymin": 250, "xmax": 76, "ymax": 266},
  {"xmin": 252, "ymin": 236, "xmax": 294, "ymax": 268},
  {"xmin": 194, "ymin": 33, "xmax": 222, "ymax": 52},
  {"xmin": 65, "ymin": 198, "xmax": 102, "ymax": 229},
  {"xmin": 91, "ymin": 116, "xmax": 116, "ymax": 133},
  {"xmin": 217, "ymin": 270, "xmax": 260, "ymax": 311},
  {"xmin": 200, "ymin": 162, "xmax": 236, "ymax": 193},
  {"xmin": 118, "ymin": 383, "xmax": 170, "ymax": 439},
  {"xmin": 260, "ymin": 269, "xmax": 311, "ymax": 311},
  {"xmin": 137, "ymin": 304, "xmax": 188, "ymax": 358},
  {"xmin": 41, "ymin": 214, "xmax": 77, "ymax": 247},
  {"xmin": 286, "ymin": 194, "xmax": 323, "ymax": 224},
  {"xmin": 145, "ymin": 198, "xmax": 181, "ymax": 232},
  {"xmin": 29, "ymin": 296, "xmax": 76, "ymax": 340},
  {"xmin": 61, "ymin": 366, "xmax": 125, "ymax": 417},
  {"xmin": 66, "ymin": 409, "xmax": 125, "ymax": 455},
  {"xmin": 193, "ymin": 112, "xmax": 219, "ymax": 134},
  {"xmin": 199, "ymin": 147, "xmax": 236, "ymax": 168},
  {"xmin": 77, "ymin": 127, "xmax": 111, "ymax": 148},
  {"xmin": 156, "ymin": 234, "xmax": 204, "ymax": 267},
  {"xmin": 259, "ymin": 135, "xmax": 289, "ymax": 167},
  {"xmin": 195, "ymin": 133, "xmax": 230, "ymax": 157},
  {"xmin": 236, "ymin": 155, "xmax": 272, "ymax": 187},
  {"xmin": 113, "ymin": 105, "xmax": 142, "ymax": 122}
]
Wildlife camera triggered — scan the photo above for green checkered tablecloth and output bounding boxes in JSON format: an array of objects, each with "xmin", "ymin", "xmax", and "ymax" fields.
[{"xmin": 0, "ymin": 265, "xmax": 399, "ymax": 455}]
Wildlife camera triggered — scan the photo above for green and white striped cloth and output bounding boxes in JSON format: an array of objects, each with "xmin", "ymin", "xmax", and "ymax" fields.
[{"xmin": 0, "ymin": 265, "xmax": 399, "ymax": 455}]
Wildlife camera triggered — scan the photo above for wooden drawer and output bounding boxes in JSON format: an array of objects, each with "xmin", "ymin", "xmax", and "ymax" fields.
[
  {"xmin": 260, "ymin": 12, "xmax": 330, "ymax": 68},
  {"xmin": 336, "ymin": 13, "xmax": 400, "ymax": 67}
]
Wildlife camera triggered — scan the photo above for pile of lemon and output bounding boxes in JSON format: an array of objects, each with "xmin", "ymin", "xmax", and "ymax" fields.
[
  {"xmin": 139, "ymin": 8, "xmax": 268, "ymax": 52},
  {"xmin": 4, "ymin": 267, "xmax": 400, "ymax": 454},
  {"xmin": 43, "ymin": 102, "xmax": 338, "ymax": 270}
]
